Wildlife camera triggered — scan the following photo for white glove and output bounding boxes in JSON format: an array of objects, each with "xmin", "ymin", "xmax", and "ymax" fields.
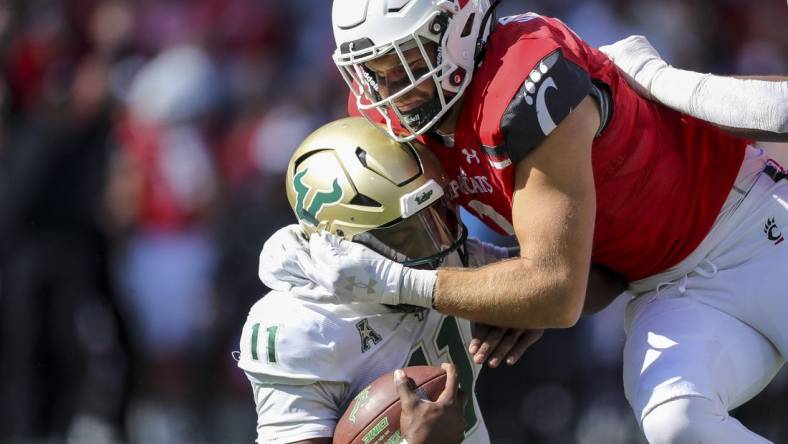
[
  {"xmin": 598, "ymin": 35, "xmax": 666, "ymax": 100},
  {"xmin": 464, "ymin": 237, "xmax": 511, "ymax": 267},
  {"xmin": 259, "ymin": 224, "xmax": 308, "ymax": 290},
  {"xmin": 298, "ymin": 232, "xmax": 437, "ymax": 307},
  {"xmin": 258, "ymin": 225, "xmax": 333, "ymax": 300}
]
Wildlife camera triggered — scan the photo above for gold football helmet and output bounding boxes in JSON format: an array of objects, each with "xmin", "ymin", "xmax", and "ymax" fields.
[{"xmin": 285, "ymin": 117, "xmax": 466, "ymax": 269}]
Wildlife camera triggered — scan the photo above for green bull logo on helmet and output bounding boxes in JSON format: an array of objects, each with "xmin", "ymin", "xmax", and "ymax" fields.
[{"xmin": 293, "ymin": 169, "xmax": 344, "ymax": 225}]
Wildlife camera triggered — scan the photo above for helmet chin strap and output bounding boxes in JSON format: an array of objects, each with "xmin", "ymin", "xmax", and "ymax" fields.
[
  {"xmin": 402, "ymin": 90, "xmax": 460, "ymax": 136},
  {"xmin": 401, "ymin": 97, "xmax": 445, "ymax": 131}
]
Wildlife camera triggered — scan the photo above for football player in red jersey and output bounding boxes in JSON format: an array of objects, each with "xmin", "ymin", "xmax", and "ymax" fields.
[{"xmin": 261, "ymin": 1, "xmax": 788, "ymax": 442}]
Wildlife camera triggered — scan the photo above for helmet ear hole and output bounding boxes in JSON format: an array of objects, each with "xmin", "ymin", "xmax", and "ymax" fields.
[
  {"xmin": 450, "ymin": 68, "xmax": 466, "ymax": 87},
  {"xmin": 355, "ymin": 146, "xmax": 368, "ymax": 167},
  {"xmin": 460, "ymin": 13, "xmax": 475, "ymax": 37},
  {"xmin": 349, "ymin": 193, "xmax": 383, "ymax": 207}
]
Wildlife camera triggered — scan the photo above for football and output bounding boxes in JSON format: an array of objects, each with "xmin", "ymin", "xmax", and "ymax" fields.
[{"xmin": 333, "ymin": 365, "xmax": 447, "ymax": 444}]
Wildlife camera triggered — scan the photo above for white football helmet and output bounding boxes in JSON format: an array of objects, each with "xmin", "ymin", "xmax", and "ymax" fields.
[{"xmin": 332, "ymin": 0, "xmax": 496, "ymax": 141}]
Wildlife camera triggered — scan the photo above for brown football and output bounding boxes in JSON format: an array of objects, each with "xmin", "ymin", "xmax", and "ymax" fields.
[{"xmin": 333, "ymin": 365, "xmax": 447, "ymax": 444}]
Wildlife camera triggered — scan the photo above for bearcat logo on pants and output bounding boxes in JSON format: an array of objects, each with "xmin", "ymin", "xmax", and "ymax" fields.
[{"xmin": 765, "ymin": 217, "xmax": 784, "ymax": 245}]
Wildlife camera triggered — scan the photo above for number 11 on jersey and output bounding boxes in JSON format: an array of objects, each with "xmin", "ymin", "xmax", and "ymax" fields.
[
  {"xmin": 250, "ymin": 323, "xmax": 279, "ymax": 364},
  {"xmin": 407, "ymin": 316, "xmax": 479, "ymax": 434}
]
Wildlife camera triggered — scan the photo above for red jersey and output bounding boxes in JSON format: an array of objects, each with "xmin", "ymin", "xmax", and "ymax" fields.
[{"xmin": 350, "ymin": 13, "xmax": 747, "ymax": 281}]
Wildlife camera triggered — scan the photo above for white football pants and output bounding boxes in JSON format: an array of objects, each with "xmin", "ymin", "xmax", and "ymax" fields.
[{"xmin": 624, "ymin": 146, "xmax": 788, "ymax": 444}]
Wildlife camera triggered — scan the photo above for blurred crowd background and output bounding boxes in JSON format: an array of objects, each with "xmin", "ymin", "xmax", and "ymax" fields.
[{"xmin": 0, "ymin": 0, "xmax": 785, "ymax": 443}]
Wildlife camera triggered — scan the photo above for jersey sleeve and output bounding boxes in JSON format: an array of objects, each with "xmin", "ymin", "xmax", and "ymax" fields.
[
  {"xmin": 237, "ymin": 294, "xmax": 358, "ymax": 386},
  {"xmin": 476, "ymin": 16, "xmax": 595, "ymax": 164},
  {"xmin": 500, "ymin": 47, "xmax": 592, "ymax": 165},
  {"xmin": 249, "ymin": 379, "xmax": 347, "ymax": 444}
]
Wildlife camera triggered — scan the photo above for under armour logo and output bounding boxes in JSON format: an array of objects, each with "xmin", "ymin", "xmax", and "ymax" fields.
[
  {"xmin": 765, "ymin": 217, "xmax": 784, "ymax": 245},
  {"xmin": 356, "ymin": 319, "xmax": 383, "ymax": 353},
  {"xmin": 343, "ymin": 276, "xmax": 378, "ymax": 295},
  {"xmin": 462, "ymin": 148, "xmax": 479, "ymax": 164}
]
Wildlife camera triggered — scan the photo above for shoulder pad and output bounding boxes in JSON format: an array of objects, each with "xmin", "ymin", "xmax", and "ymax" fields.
[
  {"xmin": 501, "ymin": 49, "xmax": 591, "ymax": 165},
  {"xmin": 237, "ymin": 293, "xmax": 355, "ymax": 385},
  {"xmin": 237, "ymin": 293, "xmax": 405, "ymax": 386}
]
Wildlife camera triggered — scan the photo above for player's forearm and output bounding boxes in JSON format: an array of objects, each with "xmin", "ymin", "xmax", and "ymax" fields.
[
  {"xmin": 433, "ymin": 257, "xmax": 586, "ymax": 329},
  {"xmin": 711, "ymin": 78, "xmax": 788, "ymax": 140},
  {"xmin": 651, "ymin": 69, "xmax": 787, "ymax": 137},
  {"xmin": 601, "ymin": 36, "xmax": 787, "ymax": 137}
]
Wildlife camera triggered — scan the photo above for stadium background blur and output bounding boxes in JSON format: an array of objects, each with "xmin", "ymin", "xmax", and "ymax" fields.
[{"xmin": 0, "ymin": 0, "xmax": 786, "ymax": 443}]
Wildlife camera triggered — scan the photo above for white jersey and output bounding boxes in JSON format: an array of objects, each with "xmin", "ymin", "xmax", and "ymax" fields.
[{"xmin": 237, "ymin": 284, "xmax": 490, "ymax": 443}]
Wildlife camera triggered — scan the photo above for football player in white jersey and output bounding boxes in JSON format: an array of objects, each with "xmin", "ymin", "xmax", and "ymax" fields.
[{"xmin": 237, "ymin": 117, "xmax": 531, "ymax": 443}]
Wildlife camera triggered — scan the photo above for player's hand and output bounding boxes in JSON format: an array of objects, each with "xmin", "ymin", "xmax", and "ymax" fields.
[
  {"xmin": 258, "ymin": 225, "xmax": 334, "ymax": 300},
  {"xmin": 296, "ymin": 232, "xmax": 436, "ymax": 307},
  {"xmin": 395, "ymin": 363, "xmax": 466, "ymax": 444},
  {"xmin": 469, "ymin": 324, "xmax": 544, "ymax": 367},
  {"xmin": 599, "ymin": 35, "xmax": 668, "ymax": 100},
  {"xmin": 258, "ymin": 224, "xmax": 310, "ymax": 290}
]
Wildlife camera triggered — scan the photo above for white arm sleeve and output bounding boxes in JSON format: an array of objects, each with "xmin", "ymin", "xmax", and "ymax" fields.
[
  {"xmin": 653, "ymin": 70, "xmax": 788, "ymax": 134},
  {"xmin": 600, "ymin": 35, "xmax": 788, "ymax": 134},
  {"xmin": 249, "ymin": 378, "xmax": 348, "ymax": 444}
]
